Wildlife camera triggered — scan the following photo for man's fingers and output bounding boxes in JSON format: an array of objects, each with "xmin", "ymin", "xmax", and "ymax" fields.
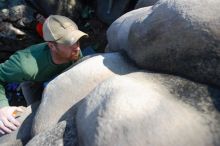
[
  {"xmin": 15, "ymin": 107, "xmax": 23, "ymax": 112},
  {"xmin": 2, "ymin": 117, "xmax": 17, "ymax": 131},
  {"xmin": 7, "ymin": 115, "xmax": 20, "ymax": 127},
  {"xmin": 0, "ymin": 106, "xmax": 24, "ymax": 134},
  {"xmin": 0, "ymin": 129, "xmax": 5, "ymax": 134},
  {"xmin": 0, "ymin": 120, "xmax": 12, "ymax": 134},
  {"xmin": 11, "ymin": 106, "xmax": 24, "ymax": 112}
]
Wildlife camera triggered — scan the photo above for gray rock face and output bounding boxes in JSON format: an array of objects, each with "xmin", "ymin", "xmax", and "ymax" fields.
[
  {"xmin": 0, "ymin": 0, "xmax": 34, "ymax": 38},
  {"xmin": 0, "ymin": 0, "xmax": 40, "ymax": 62},
  {"xmin": 77, "ymin": 72, "xmax": 220, "ymax": 146},
  {"xmin": 1, "ymin": 0, "xmax": 220, "ymax": 145},
  {"xmin": 0, "ymin": 140, "xmax": 23, "ymax": 146},
  {"xmin": 107, "ymin": 0, "xmax": 220, "ymax": 87},
  {"xmin": 10, "ymin": 53, "xmax": 219, "ymax": 146},
  {"xmin": 106, "ymin": 7, "xmax": 152, "ymax": 53},
  {"xmin": 32, "ymin": 53, "xmax": 137, "ymax": 136},
  {"xmin": 26, "ymin": 121, "xmax": 66, "ymax": 146},
  {"xmin": 135, "ymin": 0, "xmax": 159, "ymax": 9}
]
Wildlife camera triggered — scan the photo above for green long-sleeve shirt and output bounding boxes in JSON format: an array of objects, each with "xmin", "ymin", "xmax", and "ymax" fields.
[{"xmin": 0, "ymin": 42, "xmax": 78, "ymax": 107}]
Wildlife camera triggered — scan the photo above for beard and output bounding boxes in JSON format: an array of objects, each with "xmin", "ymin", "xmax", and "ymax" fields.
[{"xmin": 70, "ymin": 50, "xmax": 80, "ymax": 61}]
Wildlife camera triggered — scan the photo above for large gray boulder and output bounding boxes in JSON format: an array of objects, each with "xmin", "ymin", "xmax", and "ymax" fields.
[
  {"xmin": 77, "ymin": 72, "xmax": 220, "ymax": 146},
  {"xmin": 107, "ymin": 0, "xmax": 220, "ymax": 87},
  {"xmin": 10, "ymin": 52, "xmax": 218, "ymax": 146},
  {"xmin": 32, "ymin": 53, "xmax": 137, "ymax": 136},
  {"xmin": 1, "ymin": 0, "xmax": 220, "ymax": 145},
  {"xmin": 106, "ymin": 7, "xmax": 152, "ymax": 53}
]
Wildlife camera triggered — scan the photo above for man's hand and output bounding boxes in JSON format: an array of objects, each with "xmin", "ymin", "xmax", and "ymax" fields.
[{"xmin": 0, "ymin": 106, "xmax": 23, "ymax": 134}]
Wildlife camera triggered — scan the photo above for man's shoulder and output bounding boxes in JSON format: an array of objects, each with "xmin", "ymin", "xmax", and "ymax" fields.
[
  {"xmin": 16, "ymin": 43, "xmax": 49, "ymax": 78},
  {"xmin": 15, "ymin": 42, "xmax": 49, "ymax": 70},
  {"xmin": 15, "ymin": 42, "xmax": 49, "ymax": 58},
  {"xmin": 24, "ymin": 42, "xmax": 48, "ymax": 53}
]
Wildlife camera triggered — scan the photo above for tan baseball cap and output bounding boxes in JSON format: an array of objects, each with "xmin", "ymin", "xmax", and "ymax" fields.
[{"xmin": 43, "ymin": 15, "xmax": 88, "ymax": 45}]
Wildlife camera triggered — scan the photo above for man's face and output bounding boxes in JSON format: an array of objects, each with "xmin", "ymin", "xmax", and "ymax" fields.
[{"xmin": 52, "ymin": 41, "xmax": 81, "ymax": 62}]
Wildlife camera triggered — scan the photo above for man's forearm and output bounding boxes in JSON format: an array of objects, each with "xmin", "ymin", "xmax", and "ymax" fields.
[{"xmin": 0, "ymin": 85, "xmax": 9, "ymax": 108}]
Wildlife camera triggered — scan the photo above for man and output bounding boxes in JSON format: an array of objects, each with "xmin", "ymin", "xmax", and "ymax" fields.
[{"xmin": 0, "ymin": 15, "xmax": 88, "ymax": 134}]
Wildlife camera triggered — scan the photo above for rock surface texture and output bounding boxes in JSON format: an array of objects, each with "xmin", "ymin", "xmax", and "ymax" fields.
[
  {"xmin": 0, "ymin": 0, "xmax": 220, "ymax": 145},
  {"xmin": 107, "ymin": 0, "xmax": 220, "ymax": 88},
  {"xmin": 77, "ymin": 72, "xmax": 220, "ymax": 146},
  {"xmin": 0, "ymin": 0, "xmax": 40, "ymax": 63},
  {"xmin": 31, "ymin": 53, "xmax": 137, "ymax": 136}
]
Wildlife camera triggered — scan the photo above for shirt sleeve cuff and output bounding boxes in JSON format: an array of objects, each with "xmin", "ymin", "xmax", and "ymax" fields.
[{"xmin": 0, "ymin": 99, "xmax": 9, "ymax": 108}]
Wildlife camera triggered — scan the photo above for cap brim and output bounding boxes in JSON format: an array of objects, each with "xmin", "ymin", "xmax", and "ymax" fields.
[{"xmin": 56, "ymin": 30, "xmax": 88, "ymax": 45}]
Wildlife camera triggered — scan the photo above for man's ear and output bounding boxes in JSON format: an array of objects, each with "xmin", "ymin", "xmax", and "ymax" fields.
[{"xmin": 47, "ymin": 42, "xmax": 56, "ymax": 50}]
